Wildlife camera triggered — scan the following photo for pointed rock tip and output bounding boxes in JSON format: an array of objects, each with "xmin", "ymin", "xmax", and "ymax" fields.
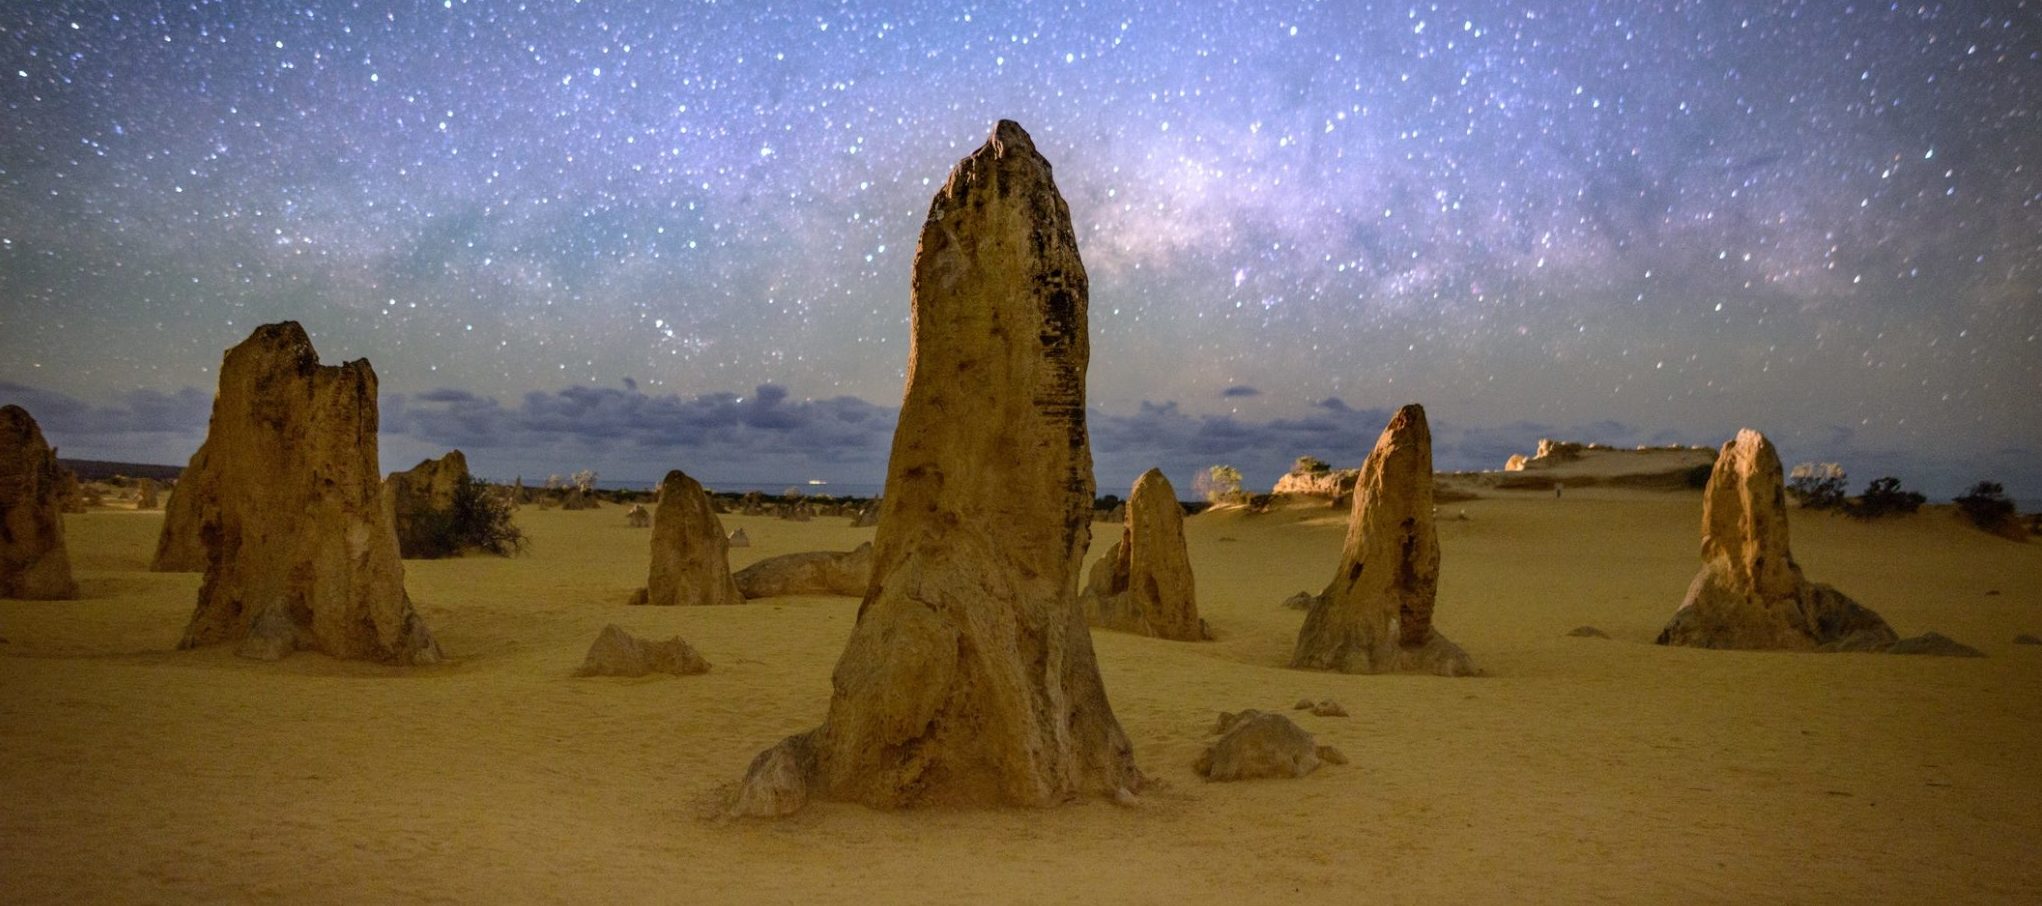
[
  {"xmin": 990, "ymin": 119, "xmax": 1037, "ymax": 154},
  {"xmin": 1388, "ymin": 402, "xmax": 1430, "ymax": 435}
]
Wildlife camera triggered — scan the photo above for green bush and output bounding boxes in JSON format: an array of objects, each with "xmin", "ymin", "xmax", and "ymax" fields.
[
  {"xmin": 1954, "ymin": 481, "xmax": 2018, "ymax": 536},
  {"xmin": 1844, "ymin": 477, "xmax": 1925, "ymax": 520},
  {"xmin": 405, "ymin": 477, "xmax": 527, "ymax": 558},
  {"xmin": 1292, "ymin": 455, "xmax": 1331, "ymax": 474}
]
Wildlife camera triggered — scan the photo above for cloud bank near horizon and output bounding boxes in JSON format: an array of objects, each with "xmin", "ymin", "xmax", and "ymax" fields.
[{"xmin": 5, "ymin": 380, "xmax": 2032, "ymax": 502}]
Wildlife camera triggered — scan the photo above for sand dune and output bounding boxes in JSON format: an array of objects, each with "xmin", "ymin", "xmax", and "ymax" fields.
[{"xmin": 3, "ymin": 492, "xmax": 2039, "ymax": 902}]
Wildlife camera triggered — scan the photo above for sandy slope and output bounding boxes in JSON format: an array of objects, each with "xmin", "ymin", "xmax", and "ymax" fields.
[{"xmin": 3, "ymin": 491, "xmax": 2039, "ymax": 904}]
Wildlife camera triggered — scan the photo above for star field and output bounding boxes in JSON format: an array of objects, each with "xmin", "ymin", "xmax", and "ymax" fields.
[{"xmin": 2, "ymin": 1, "xmax": 2037, "ymax": 494}]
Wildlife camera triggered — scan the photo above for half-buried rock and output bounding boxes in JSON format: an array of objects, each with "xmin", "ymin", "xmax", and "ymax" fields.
[
  {"xmin": 574, "ymin": 624, "xmax": 709, "ymax": 677},
  {"xmin": 1291, "ymin": 404, "xmax": 1474, "ymax": 676},
  {"xmin": 629, "ymin": 469, "xmax": 742, "ymax": 607},
  {"xmin": 176, "ymin": 322, "xmax": 442, "ymax": 664},
  {"xmin": 1194, "ymin": 710, "xmax": 1345, "ymax": 781},
  {"xmin": 730, "ymin": 121, "xmax": 1142, "ymax": 817},
  {"xmin": 0, "ymin": 405, "xmax": 79, "ymax": 600},
  {"xmin": 1082, "ymin": 468, "xmax": 1209, "ymax": 640},
  {"xmin": 734, "ymin": 542, "xmax": 872, "ymax": 599},
  {"xmin": 1656, "ymin": 429, "xmax": 1899, "ymax": 651}
]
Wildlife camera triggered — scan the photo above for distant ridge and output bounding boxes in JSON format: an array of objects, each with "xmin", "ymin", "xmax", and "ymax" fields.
[{"xmin": 58, "ymin": 458, "xmax": 184, "ymax": 482}]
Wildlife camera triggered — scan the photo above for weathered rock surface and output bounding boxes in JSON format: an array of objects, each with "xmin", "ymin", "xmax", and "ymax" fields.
[
  {"xmin": 133, "ymin": 478, "xmax": 159, "ymax": 510},
  {"xmin": 1082, "ymin": 468, "xmax": 1209, "ymax": 640},
  {"xmin": 0, "ymin": 405, "xmax": 79, "ymax": 600},
  {"xmin": 726, "ymin": 527, "xmax": 751, "ymax": 548},
  {"xmin": 151, "ymin": 444, "xmax": 213, "ymax": 572},
  {"xmin": 1292, "ymin": 405, "xmax": 1474, "ymax": 676},
  {"xmin": 731, "ymin": 121, "xmax": 1141, "ymax": 816},
  {"xmin": 573, "ymin": 623, "xmax": 710, "ymax": 677},
  {"xmin": 735, "ymin": 542, "xmax": 873, "ymax": 599},
  {"xmin": 1194, "ymin": 710, "xmax": 1340, "ymax": 781},
  {"xmin": 387, "ymin": 449, "xmax": 471, "ymax": 558},
  {"xmin": 176, "ymin": 322, "xmax": 441, "ymax": 664},
  {"xmin": 1656, "ymin": 429, "xmax": 1898, "ymax": 652},
  {"xmin": 630, "ymin": 470, "xmax": 742, "ymax": 607},
  {"xmin": 625, "ymin": 504, "xmax": 650, "ymax": 528}
]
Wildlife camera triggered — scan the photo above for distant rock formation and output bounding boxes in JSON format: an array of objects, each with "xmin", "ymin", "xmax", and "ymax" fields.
[
  {"xmin": 625, "ymin": 504, "xmax": 650, "ymax": 528},
  {"xmin": 387, "ymin": 450, "xmax": 471, "ymax": 558},
  {"xmin": 726, "ymin": 527, "xmax": 751, "ymax": 548},
  {"xmin": 176, "ymin": 322, "xmax": 442, "ymax": 664},
  {"xmin": 849, "ymin": 500, "xmax": 881, "ymax": 528},
  {"xmin": 133, "ymin": 478, "xmax": 159, "ymax": 510},
  {"xmin": 1271, "ymin": 465, "xmax": 1359, "ymax": 502},
  {"xmin": 1082, "ymin": 468, "xmax": 1209, "ymax": 640},
  {"xmin": 730, "ymin": 121, "xmax": 1142, "ymax": 817},
  {"xmin": 1656, "ymin": 429, "xmax": 1899, "ymax": 651},
  {"xmin": 151, "ymin": 444, "xmax": 213, "ymax": 572},
  {"xmin": 1292, "ymin": 404, "xmax": 1475, "ymax": 676},
  {"xmin": 734, "ymin": 542, "xmax": 873, "ymax": 599},
  {"xmin": 0, "ymin": 405, "xmax": 79, "ymax": 600},
  {"xmin": 629, "ymin": 469, "xmax": 742, "ymax": 607},
  {"xmin": 1194, "ymin": 710, "xmax": 1344, "ymax": 781},
  {"xmin": 1493, "ymin": 438, "xmax": 1716, "ymax": 490},
  {"xmin": 573, "ymin": 624, "xmax": 709, "ymax": 677}
]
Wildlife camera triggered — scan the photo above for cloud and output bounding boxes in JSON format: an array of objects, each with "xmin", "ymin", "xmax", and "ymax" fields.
[
  {"xmin": 0, "ymin": 382, "xmax": 211, "ymax": 461},
  {"xmin": 1219, "ymin": 385, "xmax": 1261, "ymax": 398}
]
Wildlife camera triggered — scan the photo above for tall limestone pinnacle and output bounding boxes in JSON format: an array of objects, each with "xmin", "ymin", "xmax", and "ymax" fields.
[
  {"xmin": 730, "ymin": 120, "xmax": 1142, "ymax": 815},
  {"xmin": 0, "ymin": 404, "xmax": 80, "ymax": 600},
  {"xmin": 177, "ymin": 322, "xmax": 442, "ymax": 664},
  {"xmin": 1291, "ymin": 404, "xmax": 1475, "ymax": 676},
  {"xmin": 1656, "ymin": 428, "xmax": 1897, "ymax": 650}
]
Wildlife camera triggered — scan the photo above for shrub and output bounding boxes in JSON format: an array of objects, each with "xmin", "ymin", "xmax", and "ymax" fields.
[
  {"xmin": 407, "ymin": 477, "xmax": 527, "ymax": 558},
  {"xmin": 1787, "ymin": 462, "xmax": 1847, "ymax": 510},
  {"xmin": 1844, "ymin": 477, "xmax": 1925, "ymax": 520},
  {"xmin": 1954, "ymin": 481, "xmax": 2019, "ymax": 536},
  {"xmin": 1194, "ymin": 465, "xmax": 1246, "ymax": 505}
]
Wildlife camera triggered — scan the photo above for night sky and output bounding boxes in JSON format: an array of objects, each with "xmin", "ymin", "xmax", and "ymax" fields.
[{"xmin": 3, "ymin": 1, "xmax": 2037, "ymax": 498}]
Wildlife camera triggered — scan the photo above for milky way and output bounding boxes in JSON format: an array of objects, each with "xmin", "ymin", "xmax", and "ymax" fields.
[{"xmin": 2, "ymin": 2, "xmax": 2037, "ymax": 495}]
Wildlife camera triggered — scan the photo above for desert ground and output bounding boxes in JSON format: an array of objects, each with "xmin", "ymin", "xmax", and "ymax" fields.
[{"xmin": 3, "ymin": 488, "xmax": 2039, "ymax": 903}]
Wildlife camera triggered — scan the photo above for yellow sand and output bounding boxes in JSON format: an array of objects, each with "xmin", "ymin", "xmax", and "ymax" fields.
[{"xmin": 3, "ymin": 490, "xmax": 2039, "ymax": 903}]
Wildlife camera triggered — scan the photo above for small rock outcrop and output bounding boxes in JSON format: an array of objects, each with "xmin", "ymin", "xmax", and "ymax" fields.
[
  {"xmin": 727, "ymin": 527, "xmax": 751, "ymax": 548},
  {"xmin": 734, "ymin": 542, "xmax": 873, "ymax": 599},
  {"xmin": 387, "ymin": 449, "xmax": 471, "ymax": 558},
  {"xmin": 134, "ymin": 478, "xmax": 160, "ymax": 510},
  {"xmin": 1194, "ymin": 710, "xmax": 1343, "ymax": 781},
  {"xmin": 730, "ymin": 121, "xmax": 1141, "ymax": 816},
  {"xmin": 629, "ymin": 469, "xmax": 742, "ymax": 607},
  {"xmin": 1655, "ymin": 429, "xmax": 1899, "ymax": 652},
  {"xmin": 849, "ymin": 501, "xmax": 881, "ymax": 528},
  {"xmin": 1271, "ymin": 465, "xmax": 1359, "ymax": 501},
  {"xmin": 176, "ymin": 322, "xmax": 441, "ymax": 664},
  {"xmin": 151, "ymin": 445, "xmax": 214, "ymax": 572},
  {"xmin": 1291, "ymin": 404, "xmax": 1474, "ymax": 676},
  {"xmin": 1082, "ymin": 468, "xmax": 1209, "ymax": 640},
  {"xmin": 625, "ymin": 504, "xmax": 650, "ymax": 528},
  {"xmin": 1567, "ymin": 626, "xmax": 1611, "ymax": 639},
  {"xmin": 573, "ymin": 624, "xmax": 710, "ymax": 677},
  {"xmin": 0, "ymin": 405, "xmax": 79, "ymax": 599}
]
